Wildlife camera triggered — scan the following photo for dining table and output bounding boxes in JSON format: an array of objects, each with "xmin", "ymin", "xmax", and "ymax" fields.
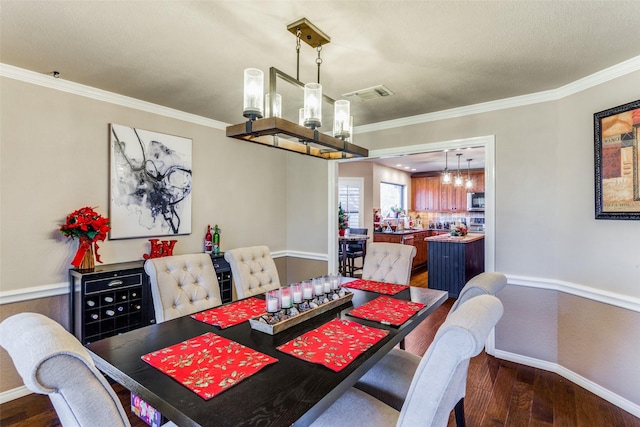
[{"xmin": 86, "ymin": 281, "xmax": 448, "ymax": 427}]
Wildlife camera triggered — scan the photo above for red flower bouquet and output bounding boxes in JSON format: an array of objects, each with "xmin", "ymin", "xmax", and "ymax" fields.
[{"xmin": 60, "ymin": 206, "xmax": 110, "ymax": 267}]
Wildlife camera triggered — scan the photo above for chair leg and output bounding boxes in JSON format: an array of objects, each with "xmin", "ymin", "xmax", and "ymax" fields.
[
  {"xmin": 454, "ymin": 398, "xmax": 465, "ymax": 427},
  {"xmin": 399, "ymin": 338, "xmax": 405, "ymax": 350}
]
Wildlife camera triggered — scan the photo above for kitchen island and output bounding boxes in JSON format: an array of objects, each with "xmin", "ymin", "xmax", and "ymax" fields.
[{"xmin": 425, "ymin": 233, "xmax": 485, "ymax": 298}]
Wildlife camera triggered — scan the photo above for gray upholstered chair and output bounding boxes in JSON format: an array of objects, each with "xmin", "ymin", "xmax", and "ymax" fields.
[
  {"xmin": 0, "ymin": 312, "xmax": 131, "ymax": 427},
  {"xmin": 361, "ymin": 242, "xmax": 416, "ymax": 286},
  {"xmin": 224, "ymin": 245, "xmax": 281, "ymax": 299},
  {"xmin": 144, "ymin": 253, "xmax": 222, "ymax": 323},
  {"xmin": 354, "ymin": 271, "xmax": 508, "ymax": 419},
  {"xmin": 310, "ymin": 294, "xmax": 504, "ymax": 427}
]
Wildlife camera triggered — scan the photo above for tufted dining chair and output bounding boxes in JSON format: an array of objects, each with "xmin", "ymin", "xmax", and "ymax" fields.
[
  {"xmin": 224, "ymin": 246, "xmax": 281, "ymax": 299},
  {"xmin": 354, "ymin": 271, "xmax": 508, "ymax": 422},
  {"xmin": 0, "ymin": 312, "xmax": 132, "ymax": 427},
  {"xmin": 311, "ymin": 295, "xmax": 504, "ymax": 427},
  {"xmin": 144, "ymin": 253, "xmax": 222, "ymax": 323},
  {"xmin": 361, "ymin": 242, "xmax": 416, "ymax": 286}
]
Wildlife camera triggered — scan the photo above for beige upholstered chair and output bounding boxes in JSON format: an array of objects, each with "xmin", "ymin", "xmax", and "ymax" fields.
[
  {"xmin": 310, "ymin": 295, "xmax": 504, "ymax": 427},
  {"xmin": 144, "ymin": 253, "xmax": 222, "ymax": 323},
  {"xmin": 361, "ymin": 242, "xmax": 417, "ymax": 286},
  {"xmin": 0, "ymin": 313, "xmax": 131, "ymax": 427},
  {"xmin": 224, "ymin": 246, "xmax": 281, "ymax": 299},
  {"xmin": 354, "ymin": 271, "xmax": 508, "ymax": 419}
]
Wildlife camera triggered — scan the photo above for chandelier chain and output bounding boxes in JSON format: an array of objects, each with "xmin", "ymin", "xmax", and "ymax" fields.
[{"xmin": 295, "ymin": 28, "xmax": 302, "ymax": 81}]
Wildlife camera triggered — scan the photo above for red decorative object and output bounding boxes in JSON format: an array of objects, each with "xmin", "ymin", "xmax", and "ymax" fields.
[
  {"xmin": 143, "ymin": 239, "xmax": 177, "ymax": 260},
  {"xmin": 59, "ymin": 206, "xmax": 110, "ymax": 269},
  {"xmin": 348, "ymin": 296, "xmax": 425, "ymax": 326},
  {"xmin": 141, "ymin": 332, "xmax": 278, "ymax": 400},
  {"xmin": 277, "ymin": 318, "xmax": 388, "ymax": 372},
  {"xmin": 191, "ymin": 298, "xmax": 265, "ymax": 329},
  {"xmin": 339, "ymin": 228, "xmax": 345, "ymax": 237},
  {"xmin": 342, "ymin": 279, "xmax": 409, "ymax": 295}
]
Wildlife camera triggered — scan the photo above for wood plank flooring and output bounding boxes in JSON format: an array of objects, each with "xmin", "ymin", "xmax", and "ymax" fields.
[{"xmin": 1, "ymin": 269, "xmax": 638, "ymax": 426}]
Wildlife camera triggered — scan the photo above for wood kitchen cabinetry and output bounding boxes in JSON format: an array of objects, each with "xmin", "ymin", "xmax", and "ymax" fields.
[
  {"xmin": 411, "ymin": 170, "xmax": 484, "ymax": 213},
  {"xmin": 374, "ymin": 231, "xmax": 429, "ymax": 270}
]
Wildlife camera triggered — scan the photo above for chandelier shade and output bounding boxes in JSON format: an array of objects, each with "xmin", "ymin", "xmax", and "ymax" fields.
[{"xmin": 243, "ymin": 68, "xmax": 264, "ymax": 120}]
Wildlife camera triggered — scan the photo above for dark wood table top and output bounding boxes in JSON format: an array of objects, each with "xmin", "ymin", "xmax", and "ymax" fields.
[{"xmin": 86, "ymin": 286, "xmax": 447, "ymax": 427}]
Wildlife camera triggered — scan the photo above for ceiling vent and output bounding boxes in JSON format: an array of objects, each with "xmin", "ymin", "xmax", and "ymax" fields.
[{"xmin": 342, "ymin": 85, "xmax": 394, "ymax": 102}]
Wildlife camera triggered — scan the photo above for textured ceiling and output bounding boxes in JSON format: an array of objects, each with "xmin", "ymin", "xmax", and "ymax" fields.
[{"xmin": 2, "ymin": 0, "xmax": 640, "ymax": 132}]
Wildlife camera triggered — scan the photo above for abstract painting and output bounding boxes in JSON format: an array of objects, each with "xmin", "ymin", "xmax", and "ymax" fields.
[
  {"xmin": 110, "ymin": 124, "xmax": 192, "ymax": 239},
  {"xmin": 594, "ymin": 99, "xmax": 640, "ymax": 220}
]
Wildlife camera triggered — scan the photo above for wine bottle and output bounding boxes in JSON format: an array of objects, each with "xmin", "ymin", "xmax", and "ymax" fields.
[
  {"xmin": 204, "ymin": 224, "xmax": 213, "ymax": 254},
  {"xmin": 86, "ymin": 299, "xmax": 96, "ymax": 307},
  {"xmin": 105, "ymin": 309, "xmax": 115, "ymax": 317},
  {"xmin": 90, "ymin": 313, "xmax": 99, "ymax": 320},
  {"xmin": 104, "ymin": 296, "xmax": 114, "ymax": 303},
  {"xmin": 213, "ymin": 224, "xmax": 221, "ymax": 255}
]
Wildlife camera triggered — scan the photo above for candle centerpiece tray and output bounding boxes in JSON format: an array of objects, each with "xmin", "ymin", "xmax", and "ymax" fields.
[{"xmin": 249, "ymin": 290, "xmax": 354, "ymax": 335}]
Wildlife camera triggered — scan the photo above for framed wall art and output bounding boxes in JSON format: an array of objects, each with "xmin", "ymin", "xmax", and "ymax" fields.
[
  {"xmin": 594, "ymin": 99, "xmax": 640, "ymax": 220},
  {"xmin": 110, "ymin": 124, "xmax": 192, "ymax": 239}
]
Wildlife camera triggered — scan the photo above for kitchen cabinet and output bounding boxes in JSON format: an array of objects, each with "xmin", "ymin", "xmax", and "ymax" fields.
[
  {"xmin": 373, "ymin": 231, "xmax": 429, "ymax": 270},
  {"xmin": 411, "ymin": 171, "xmax": 484, "ymax": 213}
]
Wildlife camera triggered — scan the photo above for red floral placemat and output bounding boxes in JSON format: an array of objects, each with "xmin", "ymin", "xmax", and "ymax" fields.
[
  {"xmin": 342, "ymin": 279, "xmax": 408, "ymax": 295},
  {"xmin": 191, "ymin": 298, "xmax": 265, "ymax": 329},
  {"xmin": 348, "ymin": 296, "xmax": 425, "ymax": 326},
  {"xmin": 277, "ymin": 318, "xmax": 389, "ymax": 372},
  {"xmin": 141, "ymin": 332, "xmax": 277, "ymax": 400}
]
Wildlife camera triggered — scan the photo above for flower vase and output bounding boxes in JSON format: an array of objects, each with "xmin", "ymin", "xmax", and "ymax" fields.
[
  {"xmin": 78, "ymin": 242, "xmax": 95, "ymax": 271},
  {"xmin": 339, "ymin": 228, "xmax": 345, "ymax": 237}
]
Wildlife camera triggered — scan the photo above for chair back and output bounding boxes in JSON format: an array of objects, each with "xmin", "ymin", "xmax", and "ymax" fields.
[
  {"xmin": 224, "ymin": 246, "xmax": 281, "ymax": 299},
  {"xmin": 397, "ymin": 295, "xmax": 504, "ymax": 427},
  {"xmin": 361, "ymin": 242, "xmax": 416, "ymax": 285},
  {"xmin": 449, "ymin": 271, "xmax": 507, "ymax": 314},
  {"xmin": 0, "ymin": 313, "xmax": 131, "ymax": 427},
  {"xmin": 144, "ymin": 253, "xmax": 222, "ymax": 323}
]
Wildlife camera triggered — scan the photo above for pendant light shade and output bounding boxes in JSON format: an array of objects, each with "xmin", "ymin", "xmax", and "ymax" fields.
[
  {"xmin": 442, "ymin": 151, "xmax": 452, "ymax": 184},
  {"xmin": 243, "ymin": 68, "xmax": 264, "ymax": 120},
  {"xmin": 265, "ymin": 92, "xmax": 282, "ymax": 118},
  {"xmin": 454, "ymin": 153, "xmax": 464, "ymax": 187},
  {"xmin": 333, "ymin": 100, "xmax": 351, "ymax": 139},
  {"xmin": 304, "ymin": 82, "xmax": 322, "ymax": 129},
  {"xmin": 465, "ymin": 159, "xmax": 473, "ymax": 189}
]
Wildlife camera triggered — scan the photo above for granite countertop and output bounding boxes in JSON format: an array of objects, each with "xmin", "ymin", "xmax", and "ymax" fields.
[
  {"xmin": 374, "ymin": 229, "xmax": 429, "ymax": 235},
  {"xmin": 424, "ymin": 233, "xmax": 485, "ymax": 243}
]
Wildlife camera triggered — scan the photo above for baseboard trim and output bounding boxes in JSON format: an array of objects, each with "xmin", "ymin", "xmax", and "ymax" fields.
[
  {"xmin": 494, "ymin": 349, "xmax": 640, "ymax": 419},
  {"xmin": 0, "ymin": 386, "xmax": 32, "ymax": 404}
]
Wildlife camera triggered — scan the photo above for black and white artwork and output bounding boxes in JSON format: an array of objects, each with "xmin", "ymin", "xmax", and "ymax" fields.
[{"xmin": 109, "ymin": 124, "xmax": 192, "ymax": 239}]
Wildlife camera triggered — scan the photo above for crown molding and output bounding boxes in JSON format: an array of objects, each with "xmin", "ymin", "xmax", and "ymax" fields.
[
  {"xmin": 3, "ymin": 56, "xmax": 640, "ymax": 136},
  {"xmin": 0, "ymin": 63, "xmax": 228, "ymax": 131},
  {"xmin": 355, "ymin": 55, "xmax": 640, "ymax": 134}
]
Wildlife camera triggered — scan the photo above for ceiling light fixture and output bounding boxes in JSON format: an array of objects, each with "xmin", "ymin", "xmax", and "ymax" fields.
[
  {"xmin": 226, "ymin": 18, "xmax": 369, "ymax": 160},
  {"xmin": 454, "ymin": 153, "xmax": 464, "ymax": 187},
  {"xmin": 442, "ymin": 151, "xmax": 452, "ymax": 184},
  {"xmin": 465, "ymin": 159, "xmax": 473, "ymax": 189}
]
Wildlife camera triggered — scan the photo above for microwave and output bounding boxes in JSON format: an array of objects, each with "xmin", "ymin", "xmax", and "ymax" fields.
[{"xmin": 467, "ymin": 192, "xmax": 485, "ymax": 211}]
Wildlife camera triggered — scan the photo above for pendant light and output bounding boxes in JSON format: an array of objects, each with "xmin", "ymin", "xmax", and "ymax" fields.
[
  {"xmin": 465, "ymin": 159, "xmax": 473, "ymax": 189},
  {"xmin": 454, "ymin": 153, "xmax": 464, "ymax": 187},
  {"xmin": 226, "ymin": 18, "xmax": 369, "ymax": 159},
  {"xmin": 441, "ymin": 151, "xmax": 452, "ymax": 184}
]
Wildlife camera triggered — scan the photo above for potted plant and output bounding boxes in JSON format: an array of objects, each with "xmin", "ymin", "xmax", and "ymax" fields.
[{"xmin": 338, "ymin": 203, "xmax": 349, "ymax": 236}]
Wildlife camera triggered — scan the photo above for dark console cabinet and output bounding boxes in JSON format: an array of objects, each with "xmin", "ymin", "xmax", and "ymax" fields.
[
  {"xmin": 210, "ymin": 253, "xmax": 233, "ymax": 303},
  {"xmin": 69, "ymin": 261, "xmax": 155, "ymax": 344}
]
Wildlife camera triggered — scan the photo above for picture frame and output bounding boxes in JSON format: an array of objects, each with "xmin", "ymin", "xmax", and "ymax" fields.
[
  {"xmin": 594, "ymin": 99, "xmax": 640, "ymax": 220},
  {"xmin": 109, "ymin": 124, "xmax": 193, "ymax": 239}
]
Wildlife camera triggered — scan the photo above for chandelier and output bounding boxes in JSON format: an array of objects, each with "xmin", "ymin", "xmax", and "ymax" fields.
[{"xmin": 226, "ymin": 18, "xmax": 369, "ymax": 160}]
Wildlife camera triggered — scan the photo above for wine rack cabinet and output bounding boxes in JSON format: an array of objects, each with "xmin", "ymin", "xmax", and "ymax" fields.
[{"xmin": 69, "ymin": 261, "xmax": 155, "ymax": 344}]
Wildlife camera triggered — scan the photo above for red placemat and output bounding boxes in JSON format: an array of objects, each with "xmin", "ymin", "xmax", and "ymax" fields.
[
  {"xmin": 191, "ymin": 298, "xmax": 265, "ymax": 329},
  {"xmin": 277, "ymin": 318, "xmax": 389, "ymax": 372},
  {"xmin": 342, "ymin": 279, "xmax": 408, "ymax": 295},
  {"xmin": 141, "ymin": 332, "xmax": 277, "ymax": 400},
  {"xmin": 348, "ymin": 296, "xmax": 425, "ymax": 326}
]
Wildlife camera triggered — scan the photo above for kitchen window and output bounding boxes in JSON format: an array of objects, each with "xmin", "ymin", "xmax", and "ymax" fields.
[
  {"xmin": 338, "ymin": 178, "xmax": 363, "ymax": 228},
  {"xmin": 380, "ymin": 182, "xmax": 405, "ymax": 217}
]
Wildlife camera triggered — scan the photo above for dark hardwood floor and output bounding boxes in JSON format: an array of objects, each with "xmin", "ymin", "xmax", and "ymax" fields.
[{"xmin": 1, "ymin": 269, "xmax": 638, "ymax": 426}]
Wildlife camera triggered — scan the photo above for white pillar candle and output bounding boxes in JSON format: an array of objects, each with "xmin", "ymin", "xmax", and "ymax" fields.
[
  {"xmin": 303, "ymin": 287, "xmax": 313, "ymax": 299},
  {"xmin": 314, "ymin": 283, "xmax": 324, "ymax": 296},
  {"xmin": 293, "ymin": 290, "xmax": 303, "ymax": 303},
  {"xmin": 267, "ymin": 298, "xmax": 278, "ymax": 312},
  {"xmin": 324, "ymin": 281, "xmax": 331, "ymax": 293},
  {"xmin": 281, "ymin": 294, "xmax": 291, "ymax": 308}
]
